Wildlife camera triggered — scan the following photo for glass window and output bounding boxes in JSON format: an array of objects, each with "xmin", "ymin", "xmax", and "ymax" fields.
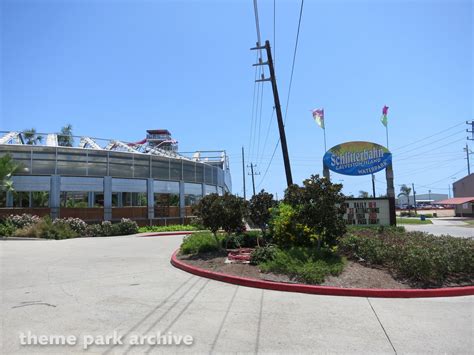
[
  {"xmin": 170, "ymin": 160, "xmax": 182, "ymax": 180},
  {"xmin": 57, "ymin": 152, "xmax": 88, "ymax": 176},
  {"xmin": 184, "ymin": 183, "xmax": 202, "ymax": 206},
  {"xmin": 112, "ymin": 192, "xmax": 147, "ymax": 207},
  {"xmin": 154, "ymin": 180, "xmax": 179, "ymax": 194},
  {"xmin": 0, "ymin": 191, "xmax": 6, "ymax": 207},
  {"xmin": 183, "ymin": 161, "xmax": 195, "ymax": 182},
  {"xmin": 196, "ymin": 164, "xmax": 204, "ymax": 183},
  {"xmin": 152, "ymin": 157, "xmax": 170, "ymax": 180},
  {"xmin": 204, "ymin": 164, "xmax": 213, "ymax": 184},
  {"xmin": 93, "ymin": 193, "xmax": 104, "ymax": 207},
  {"xmin": 61, "ymin": 191, "xmax": 89, "ymax": 208},
  {"xmin": 109, "ymin": 154, "xmax": 133, "ymax": 178},
  {"xmin": 88, "ymin": 152, "xmax": 108, "ymax": 176},
  {"xmin": 13, "ymin": 192, "xmax": 29, "ymax": 207},
  {"xmin": 133, "ymin": 155, "xmax": 150, "ymax": 178},
  {"xmin": 205, "ymin": 185, "xmax": 217, "ymax": 195},
  {"xmin": 31, "ymin": 191, "xmax": 49, "ymax": 207}
]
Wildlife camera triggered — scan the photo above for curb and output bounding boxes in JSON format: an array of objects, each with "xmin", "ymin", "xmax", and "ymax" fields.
[
  {"xmin": 171, "ymin": 250, "xmax": 474, "ymax": 298},
  {"xmin": 140, "ymin": 231, "xmax": 195, "ymax": 237}
]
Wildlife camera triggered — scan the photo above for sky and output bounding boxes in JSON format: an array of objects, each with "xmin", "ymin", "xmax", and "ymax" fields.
[{"xmin": 1, "ymin": 0, "xmax": 473, "ymax": 199}]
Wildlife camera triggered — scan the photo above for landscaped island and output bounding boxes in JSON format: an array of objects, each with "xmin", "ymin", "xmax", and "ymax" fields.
[{"xmin": 177, "ymin": 175, "xmax": 474, "ymax": 289}]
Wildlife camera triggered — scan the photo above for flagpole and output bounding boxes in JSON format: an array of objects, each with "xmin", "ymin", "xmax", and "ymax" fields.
[
  {"xmin": 386, "ymin": 124, "xmax": 389, "ymax": 148},
  {"xmin": 323, "ymin": 127, "xmax": 327, "ymax": 152}
]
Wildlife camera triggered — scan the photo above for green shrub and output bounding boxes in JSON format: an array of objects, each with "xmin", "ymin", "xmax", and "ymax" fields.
[
  {"xmin": 100, "ymin": 221, "xmax": 114, "ymax": 236},
  {"xmin": 340, "ymin": 229, "xmax": 474, "ymax": 286},
  {"xmin": 258, "ymin": 246, "xmax": 346, "ymax": 284},
  {"xmin": 269, "ymin": 203, "xmax": 314, "ymax": 247},
  {"xmin": 138, "ymin": 224, "xmax": 199, "ymax": 233},
  {"xmin": 180, "ymin": 232, "xmax": 222, "ymax": 255},
  {"xmin": 250, "ymin": 245, "xmax": 278, "ymax": 265},
  {"xmin": 116, "ymin": 218, "xmax": 139, "ymax": 235},
  {"xmin": 3, "ymin": 214, "xmax": 40, "ymax": 229},
  {"xmin": 14, "ymin": 216, "xmax": 78, "ymax": 240},
  {"xmin": 0, "ymin": 222, "xmax": 16, "ymax": 236},
  {"xmin": 85, "ymin": 224, "xmax": 103, "ymax": 237},
  {"xmin": 53, "ymin": 217, "xmax": 87, "ymax": 235}
]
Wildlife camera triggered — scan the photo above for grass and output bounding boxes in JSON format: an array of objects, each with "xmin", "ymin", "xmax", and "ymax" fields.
[
  {"xmin": 397, "ymin": 217, "xmax": 432, "ymax": 225},
  {"xmin": 180, "ymin": 232, "xmax": 223, "ymax": 255},
  {"xmin": 462, "ymin": 220, "xmax": 474, "ymax": 227},
  {"xmin": 258, "ymin": 247, "xmax": 346, "ymax": 284}
]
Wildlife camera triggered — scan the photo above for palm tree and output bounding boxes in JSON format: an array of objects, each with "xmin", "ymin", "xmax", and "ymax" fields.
[
  {"xmin": 22, "ymin": 128, "xmax": 43, "ymax": 145},
  {"xmin": 398, "ymin": 184, "xmax": 412, "ymax": 213},
  {"xmin": 58, "ymin": 124, "xmax": 74, "ymax": 147}
]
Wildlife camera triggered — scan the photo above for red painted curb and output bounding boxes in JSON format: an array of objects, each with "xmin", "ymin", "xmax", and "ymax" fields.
[
  {"xmin": 140, "ymin": 231, "xmax": 195, "ymax": 237},
  {"xmin": 171, "ymin": 250, "xmax": 474, "ymax": 298}
]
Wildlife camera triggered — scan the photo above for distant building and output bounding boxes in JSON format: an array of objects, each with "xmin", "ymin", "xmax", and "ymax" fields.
[
  {"xmin": 396, "ymin": 193, "xmax": 448, "ymax": 206},
  {"xmin": 452, "ymin": 174, "xmax": 474, "ymax": 216}
]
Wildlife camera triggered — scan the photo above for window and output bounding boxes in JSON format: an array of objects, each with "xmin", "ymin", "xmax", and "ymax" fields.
[
  {"xmin": 31, "ymin": 191, "xmax": 49, "ymax": 207},
  {"xmin": 184, "ymin": 183, "xmax": 202, "ymax": 206},
  {"xmin": 61, "ymin": 192, "xmax": 88, "ymax": 208},
  {"xmin": 13, "ymin": 192, "xmax": 29, "ymax": 207},
  {"xmin": 112, "ymin": 192, "xmax": 147, "ymax": 207}
]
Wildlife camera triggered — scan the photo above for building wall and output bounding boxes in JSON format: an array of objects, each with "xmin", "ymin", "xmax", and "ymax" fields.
[{"xmin": 453, "ymin": 174, "xmax": 474, "ymax": 198}]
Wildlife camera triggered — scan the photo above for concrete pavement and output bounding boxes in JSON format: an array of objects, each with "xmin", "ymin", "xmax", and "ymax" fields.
[
  {"xmin": 401, "ymin": 219, "xmax": 474, "ymax": 238},
  {"xmin": 1, "ymin": 235, "xmax": 473, "ymax": 354}
]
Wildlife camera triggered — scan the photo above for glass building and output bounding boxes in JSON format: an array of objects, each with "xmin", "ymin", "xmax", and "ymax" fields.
[{"xmin": 0, "ymin": 130, "xmax": 231, "ymax": 225}]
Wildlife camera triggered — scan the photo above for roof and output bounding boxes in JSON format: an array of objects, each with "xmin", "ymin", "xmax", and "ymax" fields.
[
  {"xmin": 146, "ymin": 129, "xmax": 171, "ymax": 135},
  {"xmin": 436, "ymin": 197, "xmax": 474, "ymax": 205}
]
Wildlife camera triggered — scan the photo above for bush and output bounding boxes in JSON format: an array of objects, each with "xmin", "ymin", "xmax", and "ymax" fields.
[
  {"xmin": 180, "ymin": 232, "xmax": 222, "ymax": 255},
  {"xmin": 340, "ymin": 229, "xmax": 474, "ymax": 286},
  {"xmin": 116, "ymin": 218, "xmax": 138, "ymax": 235},
  {"xmin": 258, "ymin": 246, "xmax": 346, "ymax": 284},
  {"xmin": 273, "ymin": 175, "xmax": 346, "ymax": 249},
  {"xmin": 138, "ymin": 224, "xmax": 199, "ymax": 233},
  {"xmin": 100, "ymin": 221, "xmax": 114, "ymax": 236},
  {"xmin": 269, "ymin": 203, "xmax": 314, "ymax": 247},
  {"xmin": 3, "ymin": 214, "xmax": 40, "ymax": 229},
  {"xmin": 225, "ymin": 231, "xmax": 262, "ymax": 249},
  {"xmin": 14, "ymin": 216, "xmax": 78, "ymax": 240},
  {"xmin": 85, "ymin": 223, "xmax": 103, "ymax": 238},
  {"xmin": 249, "ymin": 190, "xmax": 276, "ymax": 237},
  {"xmin": 250, "ymin": 245, "xmax": 278, "ymax": 265},
  {"xmin": 53, "ymin": 218, "xmax": 87, "ymax": 235},
  {"xmin": 0, "ymin": 222, "xmax": 16, "ymax": 236}
]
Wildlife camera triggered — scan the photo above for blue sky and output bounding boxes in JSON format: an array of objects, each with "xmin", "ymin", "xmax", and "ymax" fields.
[{"xmin": 1, "ymin": 0, "xmax": 472, "ymax": 199}]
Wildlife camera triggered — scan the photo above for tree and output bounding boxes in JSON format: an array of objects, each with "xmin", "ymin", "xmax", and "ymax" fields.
[
  {"xmin": 58, "ymin": 124, "xmax": 74, "ymax": 147},
  {"xmin": 283, "ymin": 175, "xmax": 346, "ymax": 249},
  {"xmin": 0, "ymin": 154, "xmax": 20, "ymax": 193},
  {"xmin": 194, "ymin": 193, "xmax": 223, "ymax": 241},
  {"xmin": 398, "ymin": 184, "xmax": 412, "ymax": 212},
  {"xmin": 249, "ymin": 190, "xmax": 276, "ymax": 245},
  {"xmin": 23, "ymin": 128, "xmax": 43, "ymax": 145},
  {"xmin": 358, "ymin": 190, "xmax": 370, "ymax": 198},
  {"xmin": 220, "ymin": 192, "xmax": 247, "ymax": 237}
]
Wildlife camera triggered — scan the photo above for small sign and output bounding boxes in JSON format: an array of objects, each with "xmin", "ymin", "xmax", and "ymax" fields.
[
  {"xmin": 343, "ymin": 198, "xmax": 391, "ymax": 226},
  {"xmin": 323, "ymin": 141, "xmax": 392, "ymax": 176}
]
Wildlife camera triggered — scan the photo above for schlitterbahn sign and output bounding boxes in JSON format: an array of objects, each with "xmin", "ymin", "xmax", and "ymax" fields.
[{"xmin": 323, "ymin": 141, "xmax": 392, "ymax": 176}]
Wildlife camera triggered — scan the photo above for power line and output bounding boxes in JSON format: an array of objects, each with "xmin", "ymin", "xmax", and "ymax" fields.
[
  {"xmin": 283, "ymin": 0, "xmax": 304, "ymax": 124},
  {"xmin": 257, "ymin": 0, "xmax": 304, "ymax": 188},
  {"xmin": 391, "ymin": 121, "xmax": 465, "ymax": 152},
  {"xmin": 395, "ymin": 129, "xmax": 465, "ymax": 158},
  {"xmin": 394, "ymin": 137, "xmax": 466, "ymax": 161},
  {"xmin": 258, "ymin": 106, "xmax": 275, "ymax": 167}
]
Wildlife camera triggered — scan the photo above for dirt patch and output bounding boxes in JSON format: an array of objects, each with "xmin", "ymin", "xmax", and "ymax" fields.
[{"xmin": 178, "ymin": 252, "xmax": 410, "ymax": 289}]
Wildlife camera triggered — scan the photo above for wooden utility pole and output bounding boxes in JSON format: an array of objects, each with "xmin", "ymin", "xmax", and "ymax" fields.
[
  {"xmin": 242, "ymin": 146, "xmax": 246, "ymax": 200},
  {"xmin": 251, "ymin": 40, "xmax": 293, "ymax": 187},
  {"xmin": 247, "ymin": 163, "xmax": 260, "ymax": 196},
  {"xmin": 464, "ymin": 143, "xmax": 471, "ymax": 175}
]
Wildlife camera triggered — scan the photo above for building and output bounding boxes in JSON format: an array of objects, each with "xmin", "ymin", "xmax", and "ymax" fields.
[
  {"xmin": 451, "ymin": 174, "xmax": 474, "ymax": 216},
  {"xmin": 0, "ymin": 130, "xmax": 231, "ymax": 225},
  {"xmin": 395, "ymin": 193, "xmax": 448, "ymax": 207}
]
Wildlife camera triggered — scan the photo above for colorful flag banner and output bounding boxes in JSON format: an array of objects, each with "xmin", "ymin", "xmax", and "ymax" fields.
[
  {"xmin": 381, "ymin": 105, "xmax": 389, "ymax": 127},
  {"xmin": 312, "ymin": 108, "xmax": 325, "ymax": 129}
]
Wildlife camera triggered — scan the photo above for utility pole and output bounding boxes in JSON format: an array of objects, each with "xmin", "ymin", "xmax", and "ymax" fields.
[
  {"xmin": 247, "ymin": 163, "xmax": 260, "ymax": 196},
  {"xmin": 371, "ymin": 174, "xmax": 376, "ymax": 198},
  {"xmin": 241, "ymin": 147, "xmax": 246, "ymax": 200},
  {"xmin": 251, "ymin": 40, "xmax": 293, "ymax": 187},
  {"xmin": 412, "ymin": 183, "xmax": 417, "ymax": 215},
  {"xmin": 464, "ymin": 143, "xmax": 471, "ymax": 175},
  {"xmin": 428, "ymin": 189, "xmax": 431, "ymax": 203},
  {"xmin": 467, "ymin": 120, "xmax": 474, "ymax": 141}
]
